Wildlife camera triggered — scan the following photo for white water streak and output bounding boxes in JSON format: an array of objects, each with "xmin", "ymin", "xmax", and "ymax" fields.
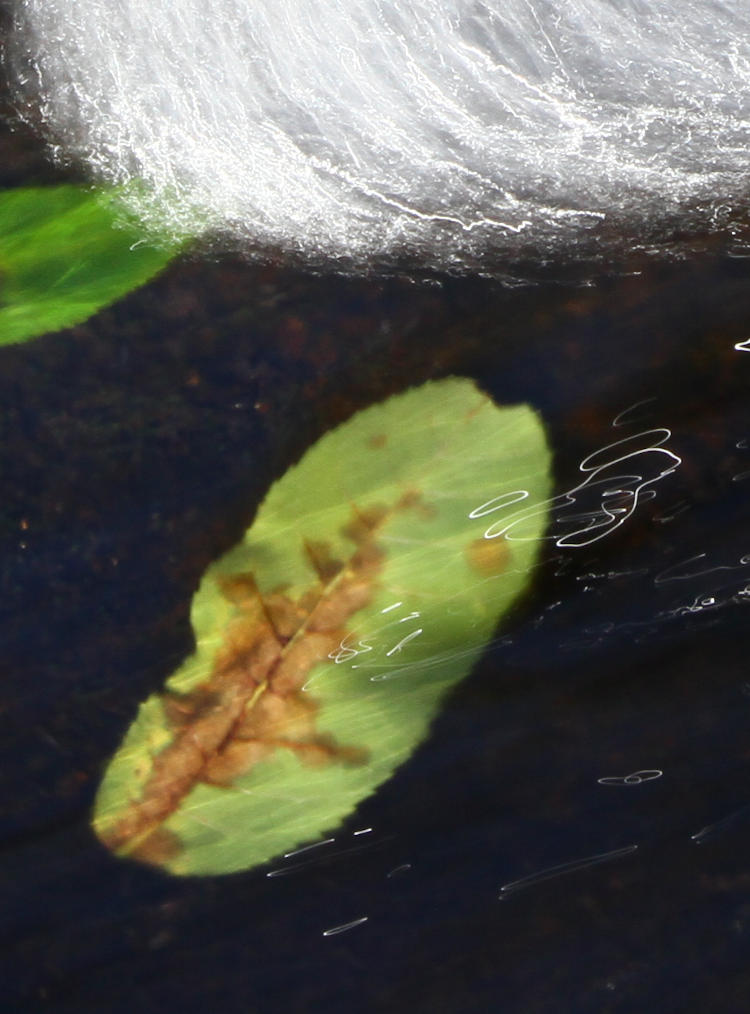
[{"xmin": 8, "ymin": 1, "xmax": 750, "ymax": 271}]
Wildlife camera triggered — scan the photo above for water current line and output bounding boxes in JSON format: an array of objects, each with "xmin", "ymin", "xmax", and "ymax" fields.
[{"xmin": 498, "ymin": 844, "xmax": 639, "ymax": 898}]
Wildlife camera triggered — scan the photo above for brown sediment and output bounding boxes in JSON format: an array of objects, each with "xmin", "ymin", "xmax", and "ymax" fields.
[{"xmin": 98, "ymin": 498, "xmax": 418, "ymax": 860}]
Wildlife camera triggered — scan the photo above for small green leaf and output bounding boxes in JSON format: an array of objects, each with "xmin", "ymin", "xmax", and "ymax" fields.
[
  {"xmin": 93, "ymin": 378, "xmax": 552, "ymax": 875},
  {"xmin": 0, "ymin": 185, "xmax": 181, "ymax": 345}
]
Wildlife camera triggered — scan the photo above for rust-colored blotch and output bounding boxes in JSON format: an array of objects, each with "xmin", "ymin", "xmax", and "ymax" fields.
[
  {"xmin": 98, "ymin": 501, "xmax": 390, "ymax": 860},
  {"xmin": 465, "ymin": 535, "xmax": 511, "ymax": 577}
]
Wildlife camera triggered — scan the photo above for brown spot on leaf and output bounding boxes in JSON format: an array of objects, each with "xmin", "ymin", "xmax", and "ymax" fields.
[
  {"xmin": 264, "ymin": 592, "xmax": 309, "ymax": 640},
  {"xmin": 285, "ymin": 733, "xmax": 370, "ymax": 768},
  {"xmin": 129, "ymin": 827, "xmax": 183, "ymax": 866},
  {"xmin": 97, "ymin": 500, "xmax": 401, "ymax": 863},
  {"xmin": 271, "ymin": 632, "xmax": 340, "ymax": 694},
  {"xmin": 341, "ymin": 503, "xmax": 388, "ymax": 544},
  {"xmin": 202, "ymin": 739, "xmax": 275, "ymax": 785},
  {"xmin": 402, "ymin": 490, "xmax": 437, "ymax": 520},
  {"xmin": 465, "ymin": 535, "xmax": 511, "ymax": 577},
  {"xmin": 367, "ymin": 433, "xmax": 387, "ymax": 449},
  {"xmin": 307, "ymin": 577, "xmax": 376, "ymax": 632},
  {"xmin": 162, "ymin": 687, "xmax": 223, "ymax": 728},
  {"xmin": 216, "ymin": 571, "xmax": 261, "ymax": 607},
  {"xmin": 304, "ymin": 539, "xmax": 344, "ymax": 582}
]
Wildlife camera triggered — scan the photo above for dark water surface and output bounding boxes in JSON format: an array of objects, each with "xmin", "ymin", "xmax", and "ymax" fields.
[{"xmin": 3, "ymin": 81, "xmax": 750, "ymax": 1014}]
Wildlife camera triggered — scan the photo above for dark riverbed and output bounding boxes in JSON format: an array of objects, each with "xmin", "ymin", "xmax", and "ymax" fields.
[{"xmin": 3, "ymin": 70, "xmax": 750, "ymax": 1014}]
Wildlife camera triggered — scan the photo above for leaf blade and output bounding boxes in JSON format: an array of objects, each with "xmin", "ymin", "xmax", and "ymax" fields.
[
  {"xmin": 93, "ymin": 378, "xmax": 552, "ymax": 875},
  {"xmin": 0, "ymin": 185, "xmax": 181, "ymax": 345}
]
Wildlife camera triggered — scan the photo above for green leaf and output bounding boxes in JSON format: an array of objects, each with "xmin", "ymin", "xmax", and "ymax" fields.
[
  {"xmin": 93, "ymin": 377, "xmax": 552, "ymax": 876},
  {"xmin": 0, "ymin": 185, "xmax": 181, "ymax": 345}
]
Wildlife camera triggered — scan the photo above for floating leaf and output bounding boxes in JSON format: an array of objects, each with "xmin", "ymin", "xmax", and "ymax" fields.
[
  {"xmin": 93, "ymin": 378, "xmax": 552, "ymax": 875},
  {"xmin": 0, "ymin": 184, "xmax": 181, "ymax": 345}
]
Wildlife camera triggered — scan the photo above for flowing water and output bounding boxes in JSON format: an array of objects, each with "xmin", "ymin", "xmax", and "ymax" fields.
[
  {"xmin": 2, "ymin": 3, "xmax": 750, "ymax": 1012},
  {"xmin": 10, "ymin": 0, "xmax": 750, "ymax": 271}
]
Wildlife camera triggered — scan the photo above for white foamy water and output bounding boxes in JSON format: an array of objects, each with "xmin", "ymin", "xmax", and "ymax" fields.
[{"xmin": 8, "ymin": 0, "xmax": 750, "ymax": 273}]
